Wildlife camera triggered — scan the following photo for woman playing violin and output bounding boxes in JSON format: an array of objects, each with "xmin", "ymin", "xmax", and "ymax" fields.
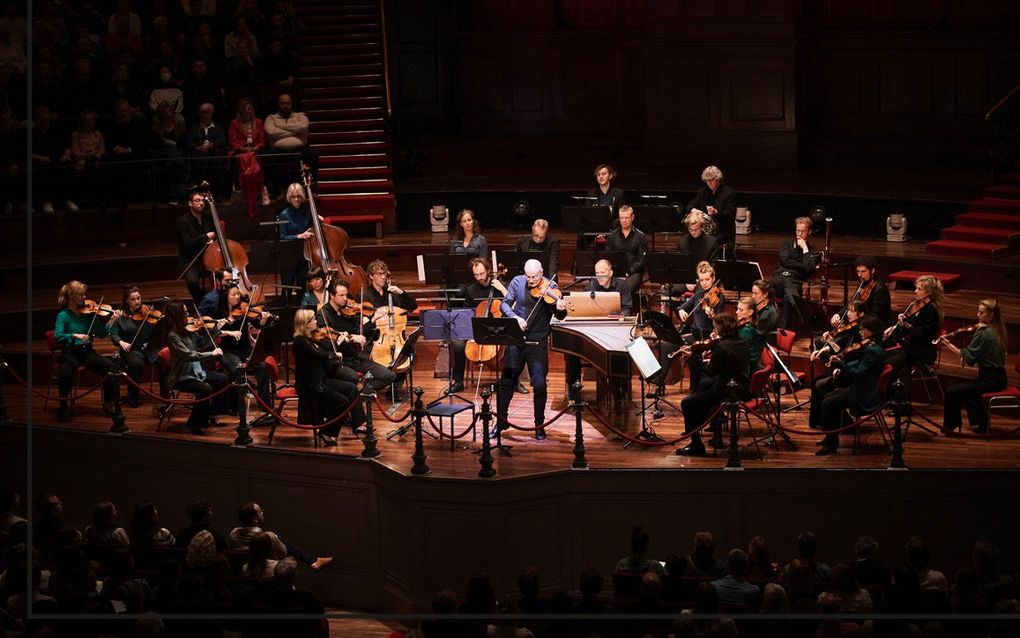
[
  {"xmin": 663, "ymin": 261, "xmax": 726, "ymax": 394},
  {"xmin": 450, "ymin": 208, "xmax": 488, "ymax": 258},
  {"xmin": 53, "ymin": 280, "xmax": 123, "ymax": 421},
  {"xmin": 495, "ymin": 259, "xmax": 569, "ymax": 440},
  {"xmin": 940, "ymin": 299, "xmax": 1008, "ymax": 434},
  {"xmin": 811, "ymin": 315, "xmax": 887, "ymax": 456},
  {"xmin": 292, "ymin": 308, "xmax": 367, "ymax": 444},
  {"xmin": 110, "ymin": 284, "xmax": 164, "ymax": 407},
  {"xmin": 163, "ymin": 300, "xmax": 229, "ymax": 435},
  {"xmin": 301, "ymin": 267, "xmax": 328, "ymax": 309},
  {"xmin": 883, "ymin": 275, "xmax": 943, "ymax": 375},
  {"xmin": 811, "ymin": 300, "xmax": 865, "ymax": 364}
]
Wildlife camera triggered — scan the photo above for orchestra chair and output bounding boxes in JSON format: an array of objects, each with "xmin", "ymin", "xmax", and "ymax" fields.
[
  {"xmin": 43, "ymin": 330, "xmax": 85, "ymax": 414},
  {"xmin": 155, "ymin": 347, "xmax": 197, "ymax": 432},
  {"xmin": 846, "ymin": 363, "xmax": 895, "ymax": 454},
  {"xmin": 771, "ymin": 329, "xmax": 807, "ymax": 408},
  {"xmin": 735, "ymin": 360, "xmax": 775, "ymax": 459},
  {"xmin": 909, "ymin": 336, "xmax": 945, "ymax": 405},
  {"xmin": 262, "ymin": 355, "xmax": 299, "ymax": 446},
  {"xmin": 983, "ymin": 353, "xmax": 1020, "ymax": 431}
]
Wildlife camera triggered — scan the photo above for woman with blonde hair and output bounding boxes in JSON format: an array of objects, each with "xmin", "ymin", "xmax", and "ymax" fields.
[
  {"xmin": 883, "ymin": 274, "xmax": 943, "ymax": 374},
  {"xmin": 940, "ymin": 299, "xmax": 1008, "ymax": 433},
  {"xmin": 278, "ymin": 182, "xmax": 313, "ymax": 303}
]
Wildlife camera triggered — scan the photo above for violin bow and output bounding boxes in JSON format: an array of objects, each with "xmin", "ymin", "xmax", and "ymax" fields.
[
  {"xmin": 83, "ymin": 294, "xmax": 105, "ymax": 345},
  {"xmin": 126, "ymin": 303, "xmax": 155, "ymax": 352},
  {"xmin": 190, "ymin": 301, "xmax": 219, "ymax": 352}
]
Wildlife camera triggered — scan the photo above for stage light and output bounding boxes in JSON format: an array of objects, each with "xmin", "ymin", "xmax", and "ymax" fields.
[{"xmin": 513, "ymin": 201, "xmax": 530, "ymax": 217}]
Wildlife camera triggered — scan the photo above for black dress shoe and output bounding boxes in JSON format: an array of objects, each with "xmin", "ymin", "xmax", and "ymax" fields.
[
  {"xmin": 676, "ymin": 443, "xmax": 706, "ymax": 456},
  {"xmin": 444, "ymin": 381, "xmax": 465, "ymax": 395},
  {"xmin": 188, "ymin": 423, "xmax": 206, "ymax": 435},
  {"xmin": 352, "ymin": 425, "xmax": 368, "ymax": 436},
  {"xmin": 316, "ymin": 432, "xmax": 337, "ymax": 446},
  {"xmin": 815, "ymin": 445, "xmax": 837, "ymax": 456},
  {"xmin": 535, "ymin": 428, "xmax": 546, "ymax": 440},
  {"xmin": 516, "ymin": 382, "xmax": 529, "ymax": 394},
  {"xmin": 709, "ymin": 436, "xmax": 725, "ymax": 449},
  {"xmin": 816, "ymin": 438, "xmax": 827, "ymax": 445},
  {"xmin": 972, "ymin": 425, "xmax": 989, "ymax": 434}
]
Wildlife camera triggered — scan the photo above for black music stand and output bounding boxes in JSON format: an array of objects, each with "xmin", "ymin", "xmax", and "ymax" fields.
[
  {"xmin": 245, "ymin": 317, "xmax": 290, "ymax": 425},
  {"xmin": 645, "ymin": 252, "xmax": 695, "ymax": 313},
  {"xmin": 422, "ymin": 308, "xmax": 475, "ymax": 402},
  {"xmin": 625, "ymin": 335, "xmax": 666, "ymax": 446},
  {"xmin": 384, "ymin": 325, "xmax": 424, "ymax": 415},
  {"xmin": 562, "ymin": 205, "xmax": 612, "ymax": 250},
  {"xmin": 573, "ymin": 250, "xmax": 628, "ymax": 279},
  {"xmin": 471, "ymin": 316, "xmax": 524, "ymax": 456},
  {"xmin": 250, "ymin": 240, "xmax": 306, "ymax": 307},
  {"xmin": 633, "ymin": 205, "xmax": 683, "ymax": 251},
  {"xmin": 422, "ymin": 253, "xmax": 473, "ymax": 288},
  {"xmin": 639, "ymin": 309, "xmax": 687, "ymax": 417},
  {"xmin": 713, "ymin": 260, "xmax": 763, "ymax": 296},
  {"xmin": 499, "ymin": 250, "xmax": 545, "ymax": 278}
]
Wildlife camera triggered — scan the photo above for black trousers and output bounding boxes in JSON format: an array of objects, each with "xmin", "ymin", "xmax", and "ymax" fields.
[
  {"xmin": 943, "ymin": 367, "xmax": 1007, "ymax": 430},
  {"xmin": 174, "ymin": 370, "xmax": 230, "ymax": 430},
  {"xmin": 313, "ymin": 377, "xmax": 363, "ymax": 437},
  {"xmin": 770, "ymin": 274, "xmax": 803, "ymax": 330},
  {"xmin": 497, "ymin": 342, "xmax": 549, "ymax": 426},
  {"xmin": 59, "ymin": 346, "xmax": 117, "ymax": 405}
]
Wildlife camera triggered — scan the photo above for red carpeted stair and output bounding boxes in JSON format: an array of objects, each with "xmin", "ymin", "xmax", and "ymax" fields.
[
  {"xmin": 295, "ymin": 0, "xmax": 396, "ymax": 231},
  {"xmin": 927, "ymin": 163, "xmax": 1020, "ymax": 258}
]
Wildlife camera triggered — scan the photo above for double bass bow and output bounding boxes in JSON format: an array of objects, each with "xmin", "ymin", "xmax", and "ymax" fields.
[
  {"xmin": 198, "ymin": 182, "xmax": 256, "ymax": 296},
  {"xmin": 300, "ymin": 163, "xmax": 369, "ymax": 297}
]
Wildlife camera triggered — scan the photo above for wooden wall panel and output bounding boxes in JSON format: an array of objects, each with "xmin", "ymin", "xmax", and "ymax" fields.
[
  {"xmin": 646, "ymin": 60, "xmax": 713, "ymax": 124},
  {"xmin": 727, "ymin": 63, "xmax": 789, "ymax": 125},
  {"xmin": 509, "ymin": 55, "xmax": 546, "ymax": 113},
  {"xmin": 464, "ymin": 50, "xmax": 506, "ymax": 113},
  {"xmin": 398, "ymin": 52, "xmax": 440, "ymax": 107},
  {"xmin": 878, "ymin": 57, "xmax": 934, "ymax": 116},
  {"xmin": 421, "ymin": 505, "xmax": 489, "ymax": 595},
  {"xmin": 501, "ymin": 501, "xmax": 566, "ymax": 593}
]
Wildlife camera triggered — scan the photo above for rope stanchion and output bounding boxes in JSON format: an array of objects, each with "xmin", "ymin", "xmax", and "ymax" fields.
[
  {"xmin": 569, "ymin": 381, "xmax": 587, "ymax": 469},
  {"xmin": 359, "ymin": 374, "xmax": 381, "ymax": 458},
  {"xmin": 410, "ymin": 387, "xmax": 429, "ymax": 475},
  {"xmin": 106, "ymin": 369, "xmax": 129, "ymax": 434},
  {"xmin": 477, "ymin": 390, "xmax": 496, "ymax": 478},
  {"xmin": 724, "ymin": 380, "xmax": 742, "ymax": 469},
  {"xmin": 583, "ymin": 403, "xmax": 723, "ymax": 447},
  {"xmin": 888, "ymin": 378, "xmax": 907, "ymax": 469},
  {"xmin": 233, "ymin": 367, "xmax": 253, "ymax": 447},
  {"xmin": 493, "ymin": 406, "xmax": 571, "ymax": 432}
]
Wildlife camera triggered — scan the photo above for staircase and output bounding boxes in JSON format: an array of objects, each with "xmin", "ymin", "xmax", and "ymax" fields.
[
  {"xmin": 294, "ymin": 0, "xmax": 396, "ymax": 231},
  {"xmin": 926, "ymin": 162, "xmax": 1020, "ymax": 258}
]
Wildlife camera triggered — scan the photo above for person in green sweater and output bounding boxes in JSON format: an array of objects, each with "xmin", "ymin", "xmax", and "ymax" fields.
[
  {"xmin": 53, "ymin": 280, "xmax": 123, "ymax": 421},
  {"xmin": 940, "ymin": 299, "xmax": 1008, "ymax": 434},
  {"xmin": 735, "ymin": 296, "xmax": 765, "ymax": 374}
]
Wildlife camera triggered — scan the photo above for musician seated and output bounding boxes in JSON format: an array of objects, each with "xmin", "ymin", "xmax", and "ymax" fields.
[
  {"xmin": 656, "ymin": 261, "xmax": 725, "ymax": 394},
  {"xmin": 587, "ymin": 163, "xmax": 625, "ymax": 212},
  {"xmin": 751, "ymin": 279, "xmax": 778, "ymax": 346},
  {"xmin": 110, "ymin": 285, "xmax": 164, "ymax": 407},
  {"xmin": 317, "ymin": 280, "xmax": 397, "ymax": 397},
  {"xmin": 361, "ymin": 259, "xmax": 418, "ymax": 315},
  {"xmin": 516, "ymin": 218, "xmax": 560, "ymax": 280},
  {"xmin": 292, "ymin": 309, "xmax": 366, "ymax": 444},
  {"xmin": 447, "ymin": 258, "xmax": 504, "ymax": 395},
  {"xmin": 735, "ymin": 297, "xmax": 765, "ymax": 374},
  {"xmin": 676, "ymin": 211, "xmax": 720, "ymax": 283},
  {"xmin": 54, "ymin": 280, "xmax": 122, "ymax": 421},
  {"xmin": 217, "ymin": 284, "xmax": 273, "ymax": 406},
  {"xmin": 811, "ymin": 300, "xmax": 865, "ymax": 365},
  {"xmin": 770, "ymin": 216, "xmax": 821, "ymax": 330},
  {"xmin": 198, "ymin": 268, "xmax": 235, "ymax": 318},
  {"xmin": 163, "ymin": 300, "xmax": 231, "ymax": 435},
  {"xmin": 686, "ymin": 165, "xmax": 737, "ymax": 257},
  {"xmin": 604, "ymin": 205, "xmax": 647, "ymax": 307},
  {"xmin": 830, "ymin": 256, "xmax": 892, "ymax": 329},
  {"xmin": 811, "ymin": 316, "xmax": 887, "ymax": 456},
  {"xmin": 564, "ymin": 260, "xmax": 632, "ymax": 389},
  {"xmin": 882, "ymin": 275, "xmax": 943, "ymax": 376},
  {"xmin": 300, "ymin": 267, "xmax": 328, "ymax": 309},
  {"xmin": 450, "ymin": 208, "xmax": 488, "ymax": 258}
]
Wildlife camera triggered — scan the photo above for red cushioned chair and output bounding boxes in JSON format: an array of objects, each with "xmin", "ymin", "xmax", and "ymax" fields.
[
  {"xmin": 43, "ymin": 329, "xmax": 86, "ymax": 414},
  {"xmin": 847, "ymin": 363, "xmax": 896, "ymax": 454},
  {"xmin": 983, "ymin": 353, "xmax": 1020, "ymax": 431}
]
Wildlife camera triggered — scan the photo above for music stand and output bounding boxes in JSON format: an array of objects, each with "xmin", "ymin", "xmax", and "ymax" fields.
[
  {"xmin": 573, "ymin": 250, "xmax": 628, "ymax": 279},
  {"xmin": 421, "ymin": 309, "xmax": 474, "ymax": 401},
  {"xmin": 645, "ymin": 252, "xmax": 695, "ymax": 314},
  {"xmin": 471, "ymin": 316, "xmax": 524, "ymax": 456},
  {"xmin": 633, "ymin": 205, "xmax": 683, "ymax": 251},
  {"xmin": 499, "ymin": 250, "xmax": 545, "ymax": 278},
  {"xmin": 562, "ymin": 205, "xmax": 612, "ymax": 250},
  {"xmin": 384, "ymin": 325, "xmax": 424, "ymax": 415},
  {"xmin": 640, "ymin": 309, "xmax": 687, "ymax": 419},
  {"xmin": 422, "ymin": 253, "xmax": 473, "ymax": 294},
  {"xmin": 713, "ymin": 260, "xmax": 763, "ymax": 296},
  {"xmin": 625, "ymin": 336, "xmax": 666, "ymax": 445},
  {"xmin": 250, "ymin": 240, "xmax": 305, "ymax": 307}
]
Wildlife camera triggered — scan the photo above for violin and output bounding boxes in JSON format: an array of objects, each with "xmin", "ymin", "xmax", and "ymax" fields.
[
  {"xmin": 530, "ymin": 278, "xmax": 572, "ymax": 307},
  {"xmin": 230, "ymin": 301, "xmax": 274, "ymax": 322},
  {"xmin": 934, "ymin": 323, "xmax": 985, "ymax": 345},
  {"xmin": 884, "ymin": 297, "xmax": 931, "ymax": 341},
  {"xmin": 340, "ymin": 301, "xmax": 374, "ymax": 318},
  {"xmin": 81, "ymin": 299, "xmax": 115, "ymax": 317},
  {"xmin": 184, "ymin": 315, "xmax": 218, "ymax": 333},
  {"xmin": 130, "ymin": 304, "xmax": 163, "ymax": 325},
  {"xmin": 668, "ymin": 335, "xmax": 719, "ymax": 359},
  {"xmin": 828, "ymin": 317, "xmax": 859, "ymax": 340},
  {"xmin": 857, "ymin": 278, "xmax": 877, "ymax": 302},
  {"xmin": 826, "ymin": 337, "xmax": 872, "ymax": 368},
  {"xmin": 312, "ymin": 326, "xmax": 348, "ymax": 343},
  {"xmin": 700, "ymin": 283, "xmax": 724, "ymax": 313}
]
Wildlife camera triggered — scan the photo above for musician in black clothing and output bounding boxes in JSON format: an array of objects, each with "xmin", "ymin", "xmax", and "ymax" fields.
[
  {"xmin": 361, "ymin": 259, "xmax": 418, "ymax": 315},
  {"xmin": 676, "ymin": 210, "xmax": 720, "ymax": 276},
  {"xmin": 676, "ymin": 313, "xmax": 750, "ymax": 456},
  {"xmin": 882, "ymin": 275, "xmax": 943, "ymax": 375},
  {"xmin": 317, "ymin": 280, "xmax": 396, "ymax": 394},
  {"xmin": 515, "ymin": 218, "xmax": 560, "ymax": 279},
  {"xmin": 110, "ymin": 285, "xmax": 164, "ymax": 407},
  {"xmin": 829, "ymin": 256, "xmax": 892, "ymax": 328},
  {"xmin": 446, "ymin": 258, "xmax": 506, "ymax": 395},
  {"xmin": 497, "ymin": 259, "xmax": 569, "ymax": 439},
  {"xmin": 198, "ymin": 268, "xmax": 234, "ymax": 317},
  {"xmin": 564, "ymin": 259, "xmax": 632, "ymax": 388},
  {"xmin": 811, "ymin": 300, "xmax": 865, "ymax": 365},
  {"xmin": 771, "ymin": 216, "xmax": 821, "ymax": 330},
  {"xmin": 604, "ymin": 205, "xmax": 647, "ymax": 303},
  {"xmin": 587, "ymin": 163, "xmax": 625, "ymax": 213},
  {"xmin": 686, "ymin": 165, "xmax": 737, "ymax": 256},
  {"xmin": 177, "ymin": 190, "xmax": 217, "ymax": 302},
  {"xmin": 291, "ymin": 309, "xmax": 365, "ymax": 444}
]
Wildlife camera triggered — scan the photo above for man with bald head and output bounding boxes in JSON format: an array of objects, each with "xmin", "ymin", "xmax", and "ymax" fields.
[{"xmin": 496, "ymin": 259, "xmax": 569, "ymax": 439}]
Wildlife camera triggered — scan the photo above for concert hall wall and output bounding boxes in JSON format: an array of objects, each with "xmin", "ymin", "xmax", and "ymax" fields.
[{"xmin": 390, "ymin": 1, "xmax": 1020, "ymax": 168}]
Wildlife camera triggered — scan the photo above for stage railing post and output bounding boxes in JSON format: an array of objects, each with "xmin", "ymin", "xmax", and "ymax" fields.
[
  {"xmin": 888, "ymin": 378, "xmax": 908, "ymax": 470},
  {"xmin": 725, "ymin": 380, "xmax": 742, "ymax": 470},
  {"xmin": 570, "ymin": 381, "xmax": 588, "ymax": 469},
  {"xmin": 360, "ymin": 372, "xmax": 381, "ymax": 458},
  {"xmin": 410, "ymin": 387, "xmax": 429, "ymax": 475},
  {"xmin": 232, "ymin": 365, "xmax": 253, "ymax": 446},
  {"xmin": 0, "ymin": 348, "xmax": 9, "ymax": 423},
  {"xmin": 478, "ymin": 389, "xmax": 496, "ymax": 478},
  {"xmin": 107, "ymin": 360, "xmax": 129, "ymax": 434}
]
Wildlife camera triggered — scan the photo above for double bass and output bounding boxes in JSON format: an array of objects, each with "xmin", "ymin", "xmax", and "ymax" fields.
[
  {"xmin": 300, "ymin": 164, "xmax": 368, "ymax": 297},
  {"xmin": 200, "ymin": 182, "xmax": 256, "ymax": 296}
]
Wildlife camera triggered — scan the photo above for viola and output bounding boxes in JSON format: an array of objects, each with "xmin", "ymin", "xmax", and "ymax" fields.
[
  {"xmin": 230, "ymin": 301, "xmax": 272, "ymax": 321},
  {"xmin": 700, "ymin": 282, "xmax": 724, "ymax": 313},
  {"xmin": 300, "ymin": 164, "xmax": 369, "ymax": 296},
  {"xmin": 857, "ymin": 278, "xmax": 877, "ymax": 302},
  {"xmin": 130, "ymin": 304, "xmax": 163, "ymax": 325},
  {"xmin": 81, "ymin": 299, "xmax": 115, "ymax": 317},
  {"xmin": 312, "ymin": 326, "xmax": 347, "ymax": 343},
  {"xmin": 884, "ymin": 297, "xmax": 931, "ymax": 342},
  {"xmin": 829, "ymin": 318, "xmax": 859, "ymax": 340}
]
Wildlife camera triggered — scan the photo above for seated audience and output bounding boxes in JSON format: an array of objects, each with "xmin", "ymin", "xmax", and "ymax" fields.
[{"xmin": 83, "ymin": 500, "xmax": 130, "ymax": 546}]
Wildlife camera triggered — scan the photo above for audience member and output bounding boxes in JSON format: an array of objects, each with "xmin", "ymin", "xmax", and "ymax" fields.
[
  {"xmin": 687, "ymin": 530, "xmax": 726, "ymax": 578},
  {"xmin": 828, "ymin": 563, "xmax": 872, "ymax": 613},
  {"xmin": 185, "ymin": 101, "xmax": 229, "ymax": 199},
  {"xmin": 227, "ymin": 501, "xmax": 333, "ymax": 572},
  {"xmin": 224, "ymin": 36, "xmax": 260, "ymax": 86},
  {"xmin": 181, "ymin": 57, "xmax": 224, "ymax": 122},
  {"xmin": 228, "ymin": 97, "xmax": 270, "ymax": 217},
  {"xmin": 815, "ymin": 591, "xmax": 861, "ymax": 638},
  {"xmin": 261, "ymin": 35, "xmax": 297, "ymax": 85},
  {"xmin": 241, "ymin": 531, "xmax": 279, "ymax": 579},
  {"xmin": 0, "ymin": 107, "xmax": 25, "ymax": 214},
  {"xmin": 224, "ymin": 16, "xmax": 259, "ymax": 58},
  {"xmin": 175, "ymin": 498, "xmax": 227, "ymax": 551},
  {"xmin": 33, "ymin": 493, "xmax": 65, "ymax": 557},
  {"xmin": 420, "ymin": 589, "xmax": 461, "ymax": 638},
  {"xmin": 148, "ymin": 64, "xmax": 186, "ymax": 119},
  {"xmin": 850, "ymin": 535, "xmax": 890, "ymax": 587},
  {"xmin": 107, "ymin": 63, "xmax": 146, "ymax": 113},
  {"xmin": 674, "ymin": 582, "xmax": 738, "ymax": 638},
  {"xmin": 0, "ymin": 489, "xmax": 24, "ymax": 533},
  {"xmin": 516, "ymin": 565, "xmax": 545, "ymax": 614},
  {"xmin": 710, "ymin": 549, "xmax": 760, "ymax": 608},
  {"xmin": 784, "ymin": 530, "xmax": 832, "ymax": 584},
  {"xmin": 83, "ymin": 500, "xmax": 131, "ymax": 546},
  {"xmin": 747, "ymin": 535, "xmax": 782, "ymax": 583},
  {"xmin": 264, "ymin": 92, "xmax": 317, "ymax": 187},
  {"xmin": 905, "ymin": 536, "xmax": 948, "ymax": 593},
  {"xmin": 615, "ymin": 525, "xmax": 666, "ymax": 577},
  {"xmin": 129, "ymin": 501, "xmax": 175, "ymax": 547},
  {"xmin": 150, "ymin": 99, "xmax": 189, "ymax": 203}
]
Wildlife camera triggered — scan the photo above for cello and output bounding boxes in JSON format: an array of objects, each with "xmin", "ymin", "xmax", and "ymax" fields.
[
  {"xmin": 464, "ymin": 278, "xmax": 508, "ymax": 366},
  {"xmin": 199, "ymin": 182, "xmax": 256, "ymax": 296},
  {"xmin": 300, "ymin": 163, "xmax": 368, "ymax": 297},
  {"xmin": 371, "ymin": 273, "xmax": 411, "ymax": 373}
]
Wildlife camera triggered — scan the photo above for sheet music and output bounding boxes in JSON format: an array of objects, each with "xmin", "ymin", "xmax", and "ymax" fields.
[
  {"xmin": 416, "ymin": 254, "xmax": 426, "ymax": 281},
  {"xmin": 626, "ymin": 337, "xmax": 662, "ymax": 379}
]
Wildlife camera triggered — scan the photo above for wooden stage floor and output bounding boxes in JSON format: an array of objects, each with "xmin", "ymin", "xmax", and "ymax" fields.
[{"xmin": 8, "ymin": 351, "xmax": 1020, "ymax": 478}]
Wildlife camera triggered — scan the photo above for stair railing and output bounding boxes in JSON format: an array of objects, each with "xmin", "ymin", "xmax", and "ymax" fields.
[{"xmin": 986, "ymin": 82, "xmax": 1020, "ymax": 178}]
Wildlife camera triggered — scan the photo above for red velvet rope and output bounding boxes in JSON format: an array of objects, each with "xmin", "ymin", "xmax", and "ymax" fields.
[
  {"xmin": 2, "ymin": 362, "xmax": 109, "ymax": 401},
  {"xmin": 583, "ymin": 403, "xmax": 723, "ymax": 447},
  {"xmin": 940, "ymin": 425, "xmax": 1020, "ymax": 440},
  {"xmin": 424, "ymin": 412, "xmax": 480, "ymax": 440},
  {"xmin": 249, "ymin": 385, "xmax": 362, "ymax": 431},
  {"xmin": 121, "ymin": 374, "xmax": 236, "ymax": 406},
  {"xmin": 372, "ymin": 396, "xmax": 414, "ymax": 422},
  {"xmin": 493, "ymin": 406, "xmax": 571, "ymax": 432}
]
